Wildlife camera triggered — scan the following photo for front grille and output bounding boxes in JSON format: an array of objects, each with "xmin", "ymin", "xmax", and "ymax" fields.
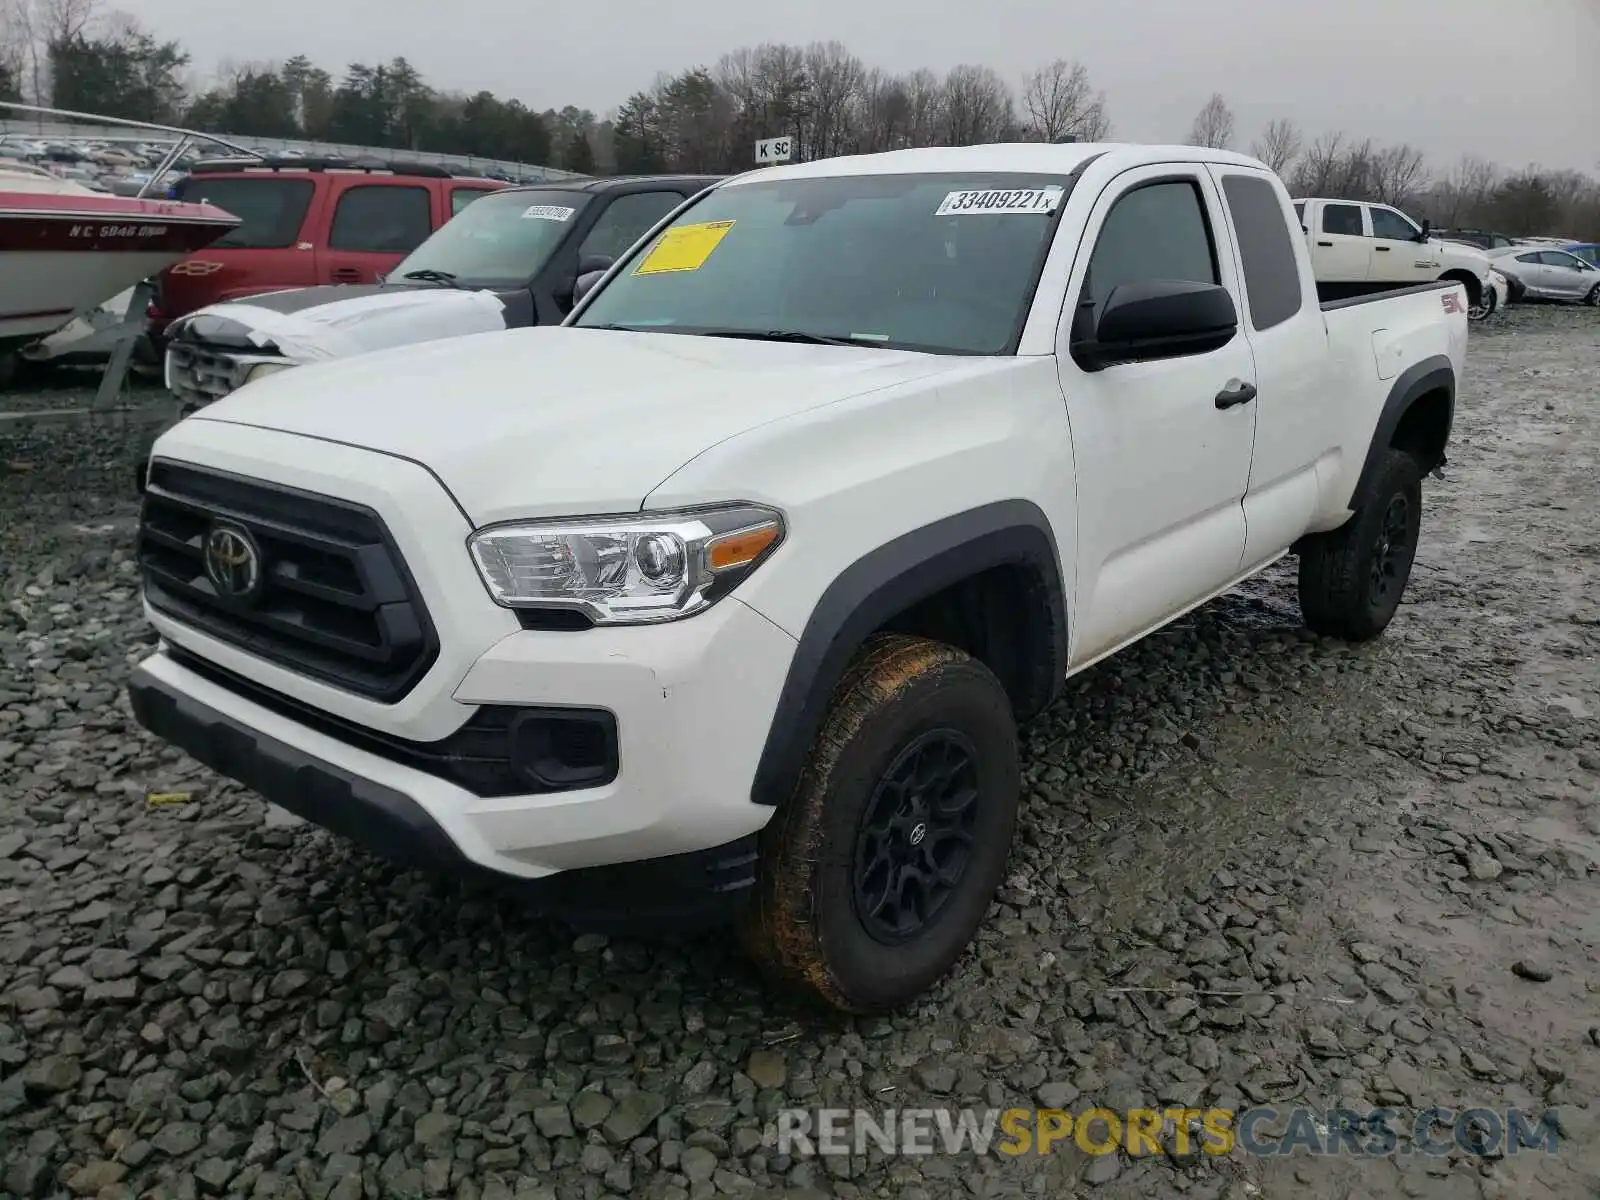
[
  {"xmin": 139, "ymin": 461, "xmax": 438, "ymax": 703},
  {"xmin": 167, "ymin": 341, "xmax": 249, "ymax": 407}
]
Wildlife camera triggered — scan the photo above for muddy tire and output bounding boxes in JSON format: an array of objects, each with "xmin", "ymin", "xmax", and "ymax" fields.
[
  {"xmin": 1298, "ymin": 448, "xmax": 1424, "ymax": 641},
  {"xmin": 0, "ymin": 353, "xmax": 17, "ymax": 391},
  {"xmin": 740, "ymin": 634, "xmax": 1020, "ymax": 1012}
]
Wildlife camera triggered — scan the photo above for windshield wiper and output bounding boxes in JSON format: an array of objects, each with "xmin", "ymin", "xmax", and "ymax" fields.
[
  {"xmin": 693, "ymin": 328, "xmax": 878, "ymax": 348},
  {"xmin": 398, "ymin": 268, "xmax": 461, "ymax": 287}
]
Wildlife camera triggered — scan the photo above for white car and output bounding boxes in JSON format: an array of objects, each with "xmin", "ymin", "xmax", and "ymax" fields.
[
  {"xmin": 1294, "ymin": 197, "xmax": 1496, "ymax": 320},
  {"xmin": 129, "ymin": 142, "xmax": 1467, "ymax": 1011},
  {"xmin": 1487, "ymin": 245, "xmax": 1600, "ymax": 305}
]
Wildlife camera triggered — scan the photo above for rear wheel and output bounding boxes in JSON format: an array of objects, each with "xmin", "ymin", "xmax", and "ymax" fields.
[
  {"xmin": 740, "ymin": 634, "xmax": 1020, "ymax": 1012},
  {"xmin": 1298, "ymin": 449, "xmax": 1424, "ymax": 641},
  {"xmin": 1585, "ymin": 283, "xmax": 1600, "ymax": 307}
]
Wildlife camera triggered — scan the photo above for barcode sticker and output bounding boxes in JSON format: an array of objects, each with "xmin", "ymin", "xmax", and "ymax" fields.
[
  {"xmin": 936, "ymin": 187, "xmax": 1063, "ymax": 216},
  {"xmin": 522, "ymin": 205, "xmax": 576, "ymax": 221}
]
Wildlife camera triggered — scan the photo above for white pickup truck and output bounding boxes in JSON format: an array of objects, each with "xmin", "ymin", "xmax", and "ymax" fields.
[
  {"xmin": 1294, "ymin": 196, "xmax": 1496, "ymax": 320},
  {"xmin": 128, "ymin": 144, "xmax": 1467, "ymax": 1012}
]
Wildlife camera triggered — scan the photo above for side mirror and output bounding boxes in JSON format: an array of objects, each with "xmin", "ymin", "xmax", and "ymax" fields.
[
  {"xmin": 1072, "ymin": 279, "xmax": 1238, "ymax": 371},
  {"xmin": 577, "ymin": 253, "xmax": 615, "ymax": 276},
  {"xmin": 1417, "ymin": 219, "xmax": 1432, "ymax": 243},
  {"xmin": 573, "ymin": 269, "xmax": 607, "ymax": 305}
]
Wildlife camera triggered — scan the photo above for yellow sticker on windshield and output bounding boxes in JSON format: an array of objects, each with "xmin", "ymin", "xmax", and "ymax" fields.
[{"xmin": 634, "ymin": 220, "xmax": 735, "ymax": 275}]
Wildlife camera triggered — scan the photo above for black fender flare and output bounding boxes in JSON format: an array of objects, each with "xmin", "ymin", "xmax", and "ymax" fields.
[
  {"xmin": 749, "ymin": 499, "xmax": 1068, "ymax": 807},
  {"xmin": 1347, "ymin": 353, "xmax": 1454, "ymax": 507}
]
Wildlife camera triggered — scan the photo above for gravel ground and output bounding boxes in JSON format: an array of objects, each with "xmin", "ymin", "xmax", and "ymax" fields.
[{"xmin": 2, "ymin": 306, "xmax": 1597, "ymax": 1200}]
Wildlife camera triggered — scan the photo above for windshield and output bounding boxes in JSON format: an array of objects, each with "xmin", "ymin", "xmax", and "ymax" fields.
[
  {"xmin": 175, "ymin": 177, "xmax": 314, "ymax": 249},
  {"xmin": 391, "ymin": 189, "xmax": 591, "ymax": 285},
  {"xmin": 573, "ymin": 172, "xmax": 1071, "ymax": 354}
]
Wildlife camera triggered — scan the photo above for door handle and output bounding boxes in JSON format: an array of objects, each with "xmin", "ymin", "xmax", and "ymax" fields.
[
  {"xmin": 332, "ymin": 268, "xmax": 362, "ymax": 282},
  {"xmin": 1317, "ymin": 240, "xmax": 1333, "ymax": 247},
  {"xmin": 1215, "ymin": 381, "xmax": 1257, "ymax": 409},
  {"xmin": 1374, "ymin": 245, "xmax": 1391, "ymax": 252}
]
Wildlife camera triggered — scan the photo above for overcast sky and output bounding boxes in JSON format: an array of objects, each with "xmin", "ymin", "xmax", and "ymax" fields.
[{"xmin": 125, "ymin": 0, "xmax": 1597, "ymax": 173}]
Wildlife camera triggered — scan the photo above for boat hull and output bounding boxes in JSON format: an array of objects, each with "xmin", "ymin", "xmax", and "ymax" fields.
[{"xmin": 0, "ymin": 193, "xmax": 238, "ymax": 355}]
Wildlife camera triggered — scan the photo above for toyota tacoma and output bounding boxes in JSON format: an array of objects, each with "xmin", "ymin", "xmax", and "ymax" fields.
[{"xmin": 128, "ymin": 143, "xmax": 1467, "ymax": 1012}]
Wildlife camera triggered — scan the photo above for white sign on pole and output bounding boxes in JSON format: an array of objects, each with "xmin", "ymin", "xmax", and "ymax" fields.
[{"xmin": 755, "ymin": 137, "xmax": 793, "ymax": 165}]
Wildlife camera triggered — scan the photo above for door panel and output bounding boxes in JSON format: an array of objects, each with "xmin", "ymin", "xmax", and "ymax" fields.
[
  {"xmin": 319, "ymin": 180, "xmax": 435, "ymax": 285},
  {"xmin": 1366, "ymin": 205, "xmax": 1432, "ymax": 284},
  {"xmin": 1054, "ymin": 167, "xmax": 1257, "ymax": 665},
  {"xmin": 1540, "ymin": 252, "xmax": 1593, "ymax": 299},
  {"xmin": 1212, "ymin": 169, "xmax": 1334, "ymax": 568},
  {"xmin": 1313, "ymin": 202, "xmax": 1368, "ymax": 283}
]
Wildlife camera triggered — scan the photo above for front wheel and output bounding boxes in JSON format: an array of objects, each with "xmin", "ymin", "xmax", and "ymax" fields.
[
  {"xmin": 740, "ymin": 634, "xmax": 1020, "ymax": 1012},
  {"xmin": 1585, "ymin": 284, "xmax": 1600, "ymax": 307},
  {"xmin": 1298, "ymin": 448, "xmax": 1424, "ymax": 641}
]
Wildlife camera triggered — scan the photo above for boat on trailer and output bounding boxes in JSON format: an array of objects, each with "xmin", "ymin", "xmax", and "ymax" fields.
[{"xmin": 0, "ymin": 103, "xmax": 252, "ymax": 390}]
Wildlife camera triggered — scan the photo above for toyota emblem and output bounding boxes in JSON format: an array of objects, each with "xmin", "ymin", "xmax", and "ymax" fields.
[{"xmin": 203, "ymin": 522, "xmax": 262, "ymax": 602}]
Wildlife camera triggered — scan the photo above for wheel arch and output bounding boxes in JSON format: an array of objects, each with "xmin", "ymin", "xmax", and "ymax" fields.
[
  {"xmin": 1347, "ymin": 354, "xmax": 1454, "ymax": 508},
  {"xmin": 1438, "ymin": 268, "xmax": 1481, "ymax": 307},
  {"xmin": 749, "ymin": 499, "xmax": 1068, "ymax": 807}
]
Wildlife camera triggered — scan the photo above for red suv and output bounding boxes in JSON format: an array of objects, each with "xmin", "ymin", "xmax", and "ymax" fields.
[{"xmin": 151, "ymin": 157, "xmax": 505, "ymax": 335}]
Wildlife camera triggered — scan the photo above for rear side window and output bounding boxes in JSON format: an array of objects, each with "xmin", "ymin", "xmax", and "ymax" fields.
[
  {"xmin": 1220, "ymin": 174, "xmax": 1303, "ymax": 332},
  {"xmin": 1291, "ymin": 201, "xmax": 1305, "ymax": 227},
  {"xmin": 329, "ymin": 185, "xmax": 433, "ymax": 253},
  {"xmin": 1516, "ymin": 252, "xmax": 1542, "ymax": 264},
  {"xmin": 1321, "ymin": 203, "xmax": 1363, "ymax": 236},
  {"xmin": 1082, "ymin": 179, "xmax": 1218, "ymax": 323},
  {"xmin": 176, "ymin": 177, "xmax": 314, "ymax": 249},
  {"xmin": 579, "ymin": 191, "xmax": 684, "ymax": 260}
]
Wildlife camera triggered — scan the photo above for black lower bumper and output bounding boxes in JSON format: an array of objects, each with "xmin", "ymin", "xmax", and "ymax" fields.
[{"xmin": 126, "ymin": 663, "xmax": 758, "ymax": 931}]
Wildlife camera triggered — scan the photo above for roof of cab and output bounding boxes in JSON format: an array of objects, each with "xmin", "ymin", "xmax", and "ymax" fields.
[
  {"xmin": 516, "ymin": 174, "xmax": 724, "ymax": 195},
  {"xmin": 721, "ymin": 142, "xmax": 1271, "ymax": 186}
]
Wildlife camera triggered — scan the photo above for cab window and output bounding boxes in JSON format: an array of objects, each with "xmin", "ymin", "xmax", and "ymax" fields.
[
  {"xmin": 579, "ymin": 191, "xmax": 684, "ymax": 260},
  {"xmin": 1081, "ymin": 178, "xmax": 1219, "ymax": 326},
  {"xmin": 329, "ymin": 185, "xmax": 433, "ymax": 254},
  {"xmin": 1321, "ymin": 204, "xmax": 1363, "ymax": 236},
  {"xmin": 1369, "ymin": 207, "xmax": 1419, "ymax": 241}
]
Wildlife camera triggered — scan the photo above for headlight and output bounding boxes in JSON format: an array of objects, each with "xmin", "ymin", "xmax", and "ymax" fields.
[
  {"xmin": 468, "ymin": 504, "xmax": 785, "ymax": 625},
  {"xmin": 246, "ymin": 362, "xmax": 293, "ymax": 384}
]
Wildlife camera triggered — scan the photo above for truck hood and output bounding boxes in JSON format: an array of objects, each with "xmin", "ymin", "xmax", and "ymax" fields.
[
  {"xmin": 188, "ymin": 326, "xmax": 962, "ymax": 524},
  {"xmin": 173, "ymin": 285, "xmax": 512, "ymax": 362},
  {"xmin": 1428, "ymin": 238, "xmax": 1490, "ymax": 276}
]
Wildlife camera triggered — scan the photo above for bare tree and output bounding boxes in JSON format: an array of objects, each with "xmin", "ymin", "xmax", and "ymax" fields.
[
  {"xmin": 852, "ymin": 67, "xmax": 912, "ymax": 152},
  {"xmin": 1018, "ymin": 58, "xmax": 1109, "ymax": 143},
  {"xmin": 1249, "ymin": 117, "xmax": 1302, "ymax": 174},
  {"xmin": 0, "ymin": 0, "xmax": 27, "ymax": 94},
  {"xmin": 1370, "ymin": 143, "xmax": 1428, "ymax": 206},
  {"xmin": 1289, "ymin": 131, "xmax": 1342, "ymax": 195},
  {"xmin": 1187, "ymin": 92, "xmax": 1233, "ymax": 149},
  {"xmin": 803, "ymin": 41, "xmax": 864, "ymax": 160},
  {"xmin": 901, "ymin": 67, "xmax": 946, "ymax": 148},
  {"xmin": 1428, "ymin": 154, "xmax": 1500, "ymax": 226},
  {"xmin": 942, "ymin": 64, "xmax": 1013, "ymax": 146}
]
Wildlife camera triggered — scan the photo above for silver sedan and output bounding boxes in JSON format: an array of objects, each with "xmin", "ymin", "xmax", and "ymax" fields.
[{"xmin": 1487, "ymin": 246, "xmax": 1600, "ymax": 305}]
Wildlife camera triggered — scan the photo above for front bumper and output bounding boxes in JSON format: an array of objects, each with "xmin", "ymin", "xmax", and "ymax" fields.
[
  {"xmin": 129, "ymin": 586, "xmax": 795, "ymax": 884},
  {"xmin": 127, "ymin": 657, "xmax": 762, "ymax": 928}
]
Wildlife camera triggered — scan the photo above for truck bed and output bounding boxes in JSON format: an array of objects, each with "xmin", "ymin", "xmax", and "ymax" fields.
[{"xmin": 1318, "ymin": 279, "xmax": 1455, "ymax": 311}]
